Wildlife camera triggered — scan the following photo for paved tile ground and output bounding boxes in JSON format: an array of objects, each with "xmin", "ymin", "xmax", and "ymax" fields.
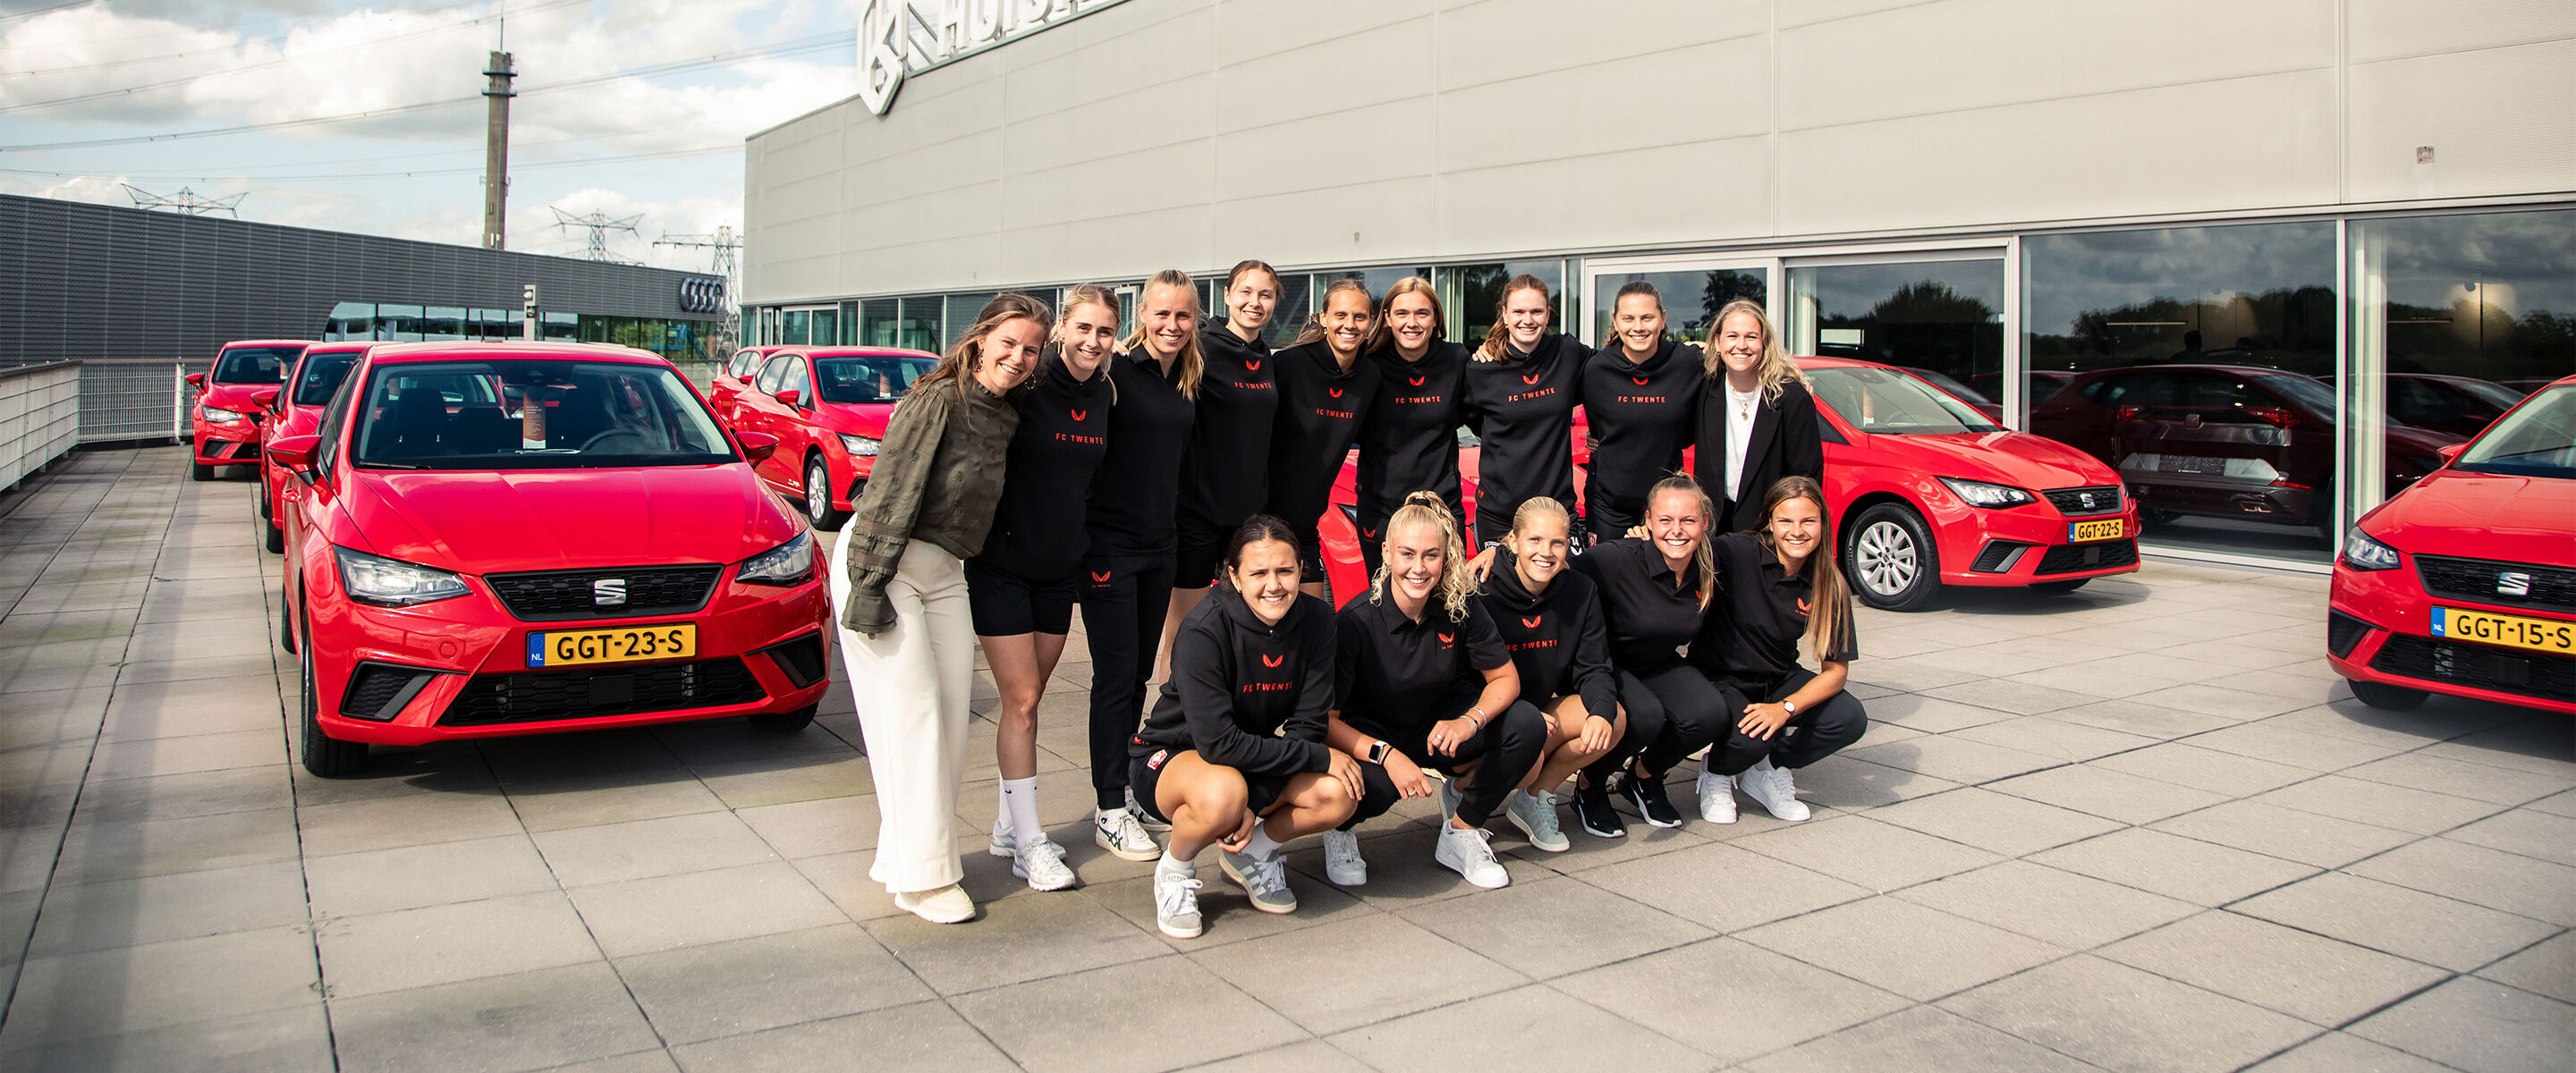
[{"xmin": 2, "ymin": 446, "xmax": 2570, "ymax": 1072}]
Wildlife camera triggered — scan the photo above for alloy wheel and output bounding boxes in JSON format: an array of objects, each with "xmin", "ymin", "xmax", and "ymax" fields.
[{"xmin": 1853, "ymin": 520, "xmax": 1919, "ymax": 596}]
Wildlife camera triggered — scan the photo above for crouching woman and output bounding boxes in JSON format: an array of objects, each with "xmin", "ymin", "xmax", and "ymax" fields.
[{"xmin": 1128, "ymin": 516, "xmax": 1363, "ymax": 939}]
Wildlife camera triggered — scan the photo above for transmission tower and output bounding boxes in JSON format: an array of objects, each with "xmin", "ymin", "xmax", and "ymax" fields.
[
  {"xmin": 551, "ymin": 206, "xmax": 640, "ymax": 262},
  {"xmin": 656, "ymin": 225, "xmax": 742, "ymax": 351},
  {"xmin": 122, "ymin": 183, "xmax": 246, "ymax": 217}
]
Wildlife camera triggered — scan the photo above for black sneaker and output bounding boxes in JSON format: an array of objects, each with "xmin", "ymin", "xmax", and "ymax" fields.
[
  {"xmin": 1572, "ymin": 782, "xmax": 1627, "ymax": 839},
  {"xmin": 1616, "ymin": 772, "xmax": 1682, "ymax": 828}
]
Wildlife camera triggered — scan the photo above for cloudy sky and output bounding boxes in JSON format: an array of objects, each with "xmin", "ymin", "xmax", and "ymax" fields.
[{"xmin": 0, "ymin": 0, "xmax": 860, "ymax": 271}]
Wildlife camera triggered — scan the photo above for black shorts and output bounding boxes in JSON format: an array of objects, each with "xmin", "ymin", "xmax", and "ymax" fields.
[
  {"xmin": 1127, "ymin": 746, "xmax": 1289, "ymax": 823},
  {"xmin": 963, "ymin": 558, "xmax": 1078, "ymax": 637},
  {"xmin": 1174, "ymin": 520, "xmax": 1240, "ymax": 590}
]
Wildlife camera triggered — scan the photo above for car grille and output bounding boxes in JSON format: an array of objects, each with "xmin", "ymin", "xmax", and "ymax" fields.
[
  {"xmin": 2415, "ymin": 555, "xmax": 2576, "ymax": 614},
  {"xmin": 2035, "ymin": 538, "xmax": 2137, "ymax": 575},
  {"xmin": 2371, "ymin": 635, "xmax": 2576, "ymax": 705},
  {"xmin": 437, "ymin": 658, "xmax": 764, "ymax": 726},
  {"xmin": 484, "ymin": 565, "xmax": 723, "ymax": 621},
  {"xmin": 2042, "ymin": 485, "xmax": 2123, "ymax": 516}
]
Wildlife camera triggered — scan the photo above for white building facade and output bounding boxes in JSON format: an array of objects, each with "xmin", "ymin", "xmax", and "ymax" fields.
[{"xmin": 742, "ymin": 0, "xmax": 2576, "ymax": 567}]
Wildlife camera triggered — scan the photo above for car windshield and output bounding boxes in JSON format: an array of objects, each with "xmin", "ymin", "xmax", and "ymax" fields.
[
  {"xmin": 815, "ymin": 355, "xmax": 939, "ymax": 404},
  {"xmin": 292, "ymin": 351, "xmax": 361, "ymax": 406},
  {"xmin": 2451, "ymin": 378, "xmax": 2529, "ymax": 412},
  {"xmin": 2257, "ymin": 372, "xmax": 2337, "ymax": 417},
  {"xmin": 2456, "ymin": 384, "xmax": 2576, "ymax": 480},
  {"xmin": 353, "ymin": 359, "xmax": 735, "ymax": 469},
  {"xmin": 213, "ymin": 346, "xmax": 296, "ymax": 384},
  {"xmin": 1905, "ymin": 368, "xmax": 1991, "ymax": 404},
  {"xmin": 1808, "ymin": 366, "xmax": 2002, "ymax": 435}
]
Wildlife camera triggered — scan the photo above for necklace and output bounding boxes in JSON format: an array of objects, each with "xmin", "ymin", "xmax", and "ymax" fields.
[{"xmin": 1736, "ymin": 391, "xmax": 1756, "ymax": 423}]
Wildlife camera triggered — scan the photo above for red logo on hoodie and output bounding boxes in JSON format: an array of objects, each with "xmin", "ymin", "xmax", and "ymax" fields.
[
  {"xmin": 1246, "ymin": 359, "xmax": 1262, "ymax": 372},
  {"xmin": 1091, "ymin": 570, "xmax": 1112, "ymax": 583},
  {"xmin": 1327, "ymin": 387, "xmax": 1343, "ymax": 399},
  {"xmin": 1521, "ymin": 615, "xmax": 1542, "ymax": 629},
  {"xmin": 1070, "ymin": 409, "xmax": 1087, "ymax": 422},
  {"xmin": 1262, "ymin": 654, "xmax": 1284, "ymax": 668},
  {"xmin": 1521, "ymin": 372, "xmax": 1540, "ymax": 385},
  {"xmin": 1631, "ymin": 376, "xmax": 1650, "ymax": 386},
  {"xmin": 1438, "ymin": 632, "xmax": 1454, "ymax": 645},
  {"xmin": 1408, "ymin": 376, "xmax": 1425, "ymax": 387}
]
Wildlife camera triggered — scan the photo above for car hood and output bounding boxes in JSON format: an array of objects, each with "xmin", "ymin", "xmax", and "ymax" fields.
[
  {"xmin": 1852, "ymin": 428, "xmax": 2120, "ymax": 490},
  {"xmin": 199, "ymin": 384, "xmax": 278, "ymax": 412},
  {"xmin": 343, "ymin": 465, "xmax": 801, "ymax": 574},
  {"xmin": 817, "ymin": 401, "xmax": 895, "ymax": 438},
  {"xmin": 2366, "ymin": 469, "xmax": 2576, "ymax": 568}
]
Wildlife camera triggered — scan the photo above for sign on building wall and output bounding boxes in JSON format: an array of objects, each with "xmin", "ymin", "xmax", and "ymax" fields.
[{"xmin": 857, "ymin": 0, "xmax": 1130, "ymax": 115}]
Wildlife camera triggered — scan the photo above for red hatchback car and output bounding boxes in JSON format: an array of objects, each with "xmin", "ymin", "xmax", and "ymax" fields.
[
  {"xmin": 267, "ymin": 342, "xmax": 833, "ymax": 775},
  {"xmin": 707, "ymin": 344, "xmax": 787, "ymax": 423},
  {"xmin": 2329, "ymin": 376, "xmax": 2576, "ymax": 714},
  {"xmin": 190, "ymin": 340, "xmax": 306, "ymax": 480},
  {"xmin": 724, "ymin": 346, "xmax": 940, "ymax": 530},
  {"xmin": 258, "ymin": 342, "xmax": 373, "ymax": 553}
]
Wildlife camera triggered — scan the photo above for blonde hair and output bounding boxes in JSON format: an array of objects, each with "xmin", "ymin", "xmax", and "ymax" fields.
[
  {"xmin": 1703, "ymin": 298, "xmax": 1805, "ymax": 404},
  {"xmin": 1506, "ymin": 495, "xmax": 1571, "ymax": 542},
  {"xmin": 1292, "ymin": 278, "xmax": 1376, "ymax": 351},
  {"xmin": 1369, "ymin": 490, "xmax": 1475, "ymax": 621},
  {"xmin": 1058, "ymin": 283, "xmax": 1121, "ymax": 403},
  {"xmin": 1756, "ymin": 476, "xmax": 1856, "ymax": 665},
  {"xmin": 1476, "ymin": 274, "xmax": 1553, "ymax": 362},
  {"xmin": 1366, "ymin": 275, "xmax": 1444, "ymax": 354},
  {"xmin": 1120, "ymin": 269, "xmax": 1206, "ymax": 400},
  {"xmin": 1645, "ymin": 474, "xmax": 1718, "ymax": 613}
]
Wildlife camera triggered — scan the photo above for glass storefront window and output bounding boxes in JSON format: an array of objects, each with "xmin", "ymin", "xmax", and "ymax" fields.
[
  {"xmin": 377, "ymin": 303, "xmax": 424, "ymax": 342},
  {"xmin": 1589, "ymin": 267, "xmax": 1765, "ymax": 348},
  {"xmin": 1787, "ymin": 258, "xmax": 2005, "ymax": 417},
  {"xmin": 895, "ymin": 297, "xmax": 941, "ymax": 352},
  {"xmin": 860, "ymin": 298, "xmax": 899, "ymax": 347},
  {"xmin": 810, "ymin": 308, "xmax": 840, "ymax": 347},
  {"xmin": 325, "ymin": 301, "xmax": 373, "ymax": 342},
  {"xmin": 943, "ymin": 292, "xmax": 997, "ymax": 351},
  {"xmin": 425, "ymin": 307, "xmax": 465, "ymax": 341},
  {"xmin": 780, "ymin": 309, "xmax": 811, "ymax": 346},
  {"xmin": 2025, "ymin": 222, "xmax": 2336, "ymax": 563},
  {"xmin": 541, "ymin": 312, "xmax": 577, "ymax": 342},
  {"xmin": 1441, "ymin": 261, "xmax": 1563, "ymax": 345}
]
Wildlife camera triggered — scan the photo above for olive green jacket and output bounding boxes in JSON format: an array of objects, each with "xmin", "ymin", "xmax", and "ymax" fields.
[{"xmin": 838, "ymin": 376, "xmax": 1020, "ymax": 634}]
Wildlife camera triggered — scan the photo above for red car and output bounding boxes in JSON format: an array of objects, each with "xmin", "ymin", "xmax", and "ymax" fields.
[
  {"xmin": 2329, "ymin": 376, "xmax": 2576, "ymax": 714},
  {"xmin": 257, "ymin": 342, "xmax": 373, "ymax": 553},
  {"xmin": 724, "ymin": 346, "xmax": 939, "ymax": 530},
  {"xmin": 708, "ymin": 345, "xmax": 786, "ymax": 423},
  {"xmin": 1316, "ymin": 355, "xmax": 2140, "ymax": 612},
  {"xmin": 266, "ymin": 342, "xmax": 833, "ymax": 775},
  {"xmin": 189, "ymin": 339, "xmax": 306, "ymax": 480}
]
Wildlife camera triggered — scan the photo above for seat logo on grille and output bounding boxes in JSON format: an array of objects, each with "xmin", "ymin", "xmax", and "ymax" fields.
[
  {"xmin": 2078, "ymin": 492, "xmax": 2097, "ymax": 509},
  {"xmin": 2498, "ymin": 571, "xmax": 2532, "ymax": 597},
  {"xmin": 594, "ymin": 579, "xmax": 628, "ymax": 606}
]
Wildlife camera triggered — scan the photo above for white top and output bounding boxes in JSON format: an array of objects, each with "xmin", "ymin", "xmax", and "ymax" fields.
[{"xmin": 1724, "ymin": 384, "xmax": 1760, "ymax": 501}]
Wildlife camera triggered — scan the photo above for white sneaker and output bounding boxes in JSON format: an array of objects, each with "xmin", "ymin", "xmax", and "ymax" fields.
[
  {"xmin": 988, "ymin": 816, "xmax": 1063, "ymax": 858},
  {"xmin": 1434, "ymin": 824, "xmax": 1510, "ymax": 889},
  {"xmin": 1011, "ymin": 838, "xmax": 1077, "ymax": 891},
  {"xmin": 1505, "ymin": 790, "xmax": 1570, "ymax": 852},
  {"xmin": 1321, "ymin": 829, "xmax": 1368, "ymax": 886},
  {"xmin": 1739, "ymin": 756, "xmax": 1811, "ymax": 822},
  {"xmin": 1696, "ymin": 763, "xmax": 1739, "ymax": 824},
  {"xmin": 1154, "ymin": 863, "xmax": 1204, "ymax": 939},
  {"xmin": 893, "ymin": 883, "xmax": 976, "ymax": 924},
  {"xmin": 1127, "ymin": 789, "xmax": 1172, "ymax": 832},
  {"xmin": 1219, "ymin": 849, "xmax": 1299, "ymax": 914},
  {"xmin": 1096, "ymin": 807, "xmax": 1161, "ymax": 862}
]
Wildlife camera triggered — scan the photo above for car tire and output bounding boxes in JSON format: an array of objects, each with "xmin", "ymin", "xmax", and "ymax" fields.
[
  {"xmin": 2029, "ymin": 579, "xmax": 2089, "ymax": 594},
  {"xmin": 263, "ymin": 516, "xmax": 286, "ymax": 554},
  {"xmin": 279, "ymin": 597, "xmax": 297, "ymax": 655},
  {"xmin": 803, "ymin": 455, "xmax": 852, "ymax": 532},
  {"xmin": 299, "ymin": 612, "xmax": 369, "ymax": 777},
  {"xmin": 190, "ymin": 460, "xmax": 213, "ymax": 481},
  {"xmin": 1845, "ymin": 502, "xmax": 1940, "ymax": 611},
  {"xmin": 2348, "ymin": 679, "xmax": 2428, "ymax": 711},
  {"xmin": 749, "ymin": 703, "xmax": 819, "ymax": 734}
]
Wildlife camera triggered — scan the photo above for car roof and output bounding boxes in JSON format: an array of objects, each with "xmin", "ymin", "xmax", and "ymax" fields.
[
  {"xmin": 301, "ymin": 341, "xmax": 380, "ymax": 355},
  {"xmin": 219, "ymin": 339, "xmax": 312, "ymax": 350},
  {"xmin": 784, "ymin": 346, "xmax": 942, "ymax": 360},
  {"xmin": 361, "ymin": 342, "xmax": 669, "ymax": 366}
]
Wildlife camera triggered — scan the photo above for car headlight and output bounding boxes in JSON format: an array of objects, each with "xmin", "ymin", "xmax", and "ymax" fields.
[
  {"xmin": 202, "ymin": 406, "xmax": 246, "ymax": 423},
  {"xmin": 1937, "ymin": 477, "xmax": 2038, "ymax": 508},
  {"xmin": 2340, "ymin": 528, "xmax": 2402, "ymax": 571},
  {"xmin": 334, "ymin": 546, "xmax": 471, "ymax": 606},
  {"xmin": 838, "ymin": 434, "xmax": 879, "ymax": 457},
  {"xmin": 738, "ymin": 532, "xmax": 815, "ymax": 586}
]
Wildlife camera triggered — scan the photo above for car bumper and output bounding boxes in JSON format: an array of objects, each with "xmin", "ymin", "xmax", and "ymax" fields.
[
  {"xmin": 2328, "ymin": 566, "xmax": 2576, "ymax": 714},
  {"xmin": 1936, "ymin": 507, "xmax": 2144, "ymax": 587},
  {"xmin": 193, "ymin": 417, "xmax": 263, "ymax": 466},
  {"xmin": 308, "ymin": 579, "xmax": 835, "ymax": 745},
  {"xmin": 2131, "ymin": 473, "xmax": 2317, "ymax": 526}
]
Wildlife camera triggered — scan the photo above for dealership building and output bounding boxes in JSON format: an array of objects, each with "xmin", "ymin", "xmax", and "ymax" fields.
[{"xmin": 741, "ymin": 0, "xmax": 2576, "ymax": 569}]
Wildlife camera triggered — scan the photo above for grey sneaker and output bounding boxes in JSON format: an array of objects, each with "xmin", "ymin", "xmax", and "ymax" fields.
[
  {"xmin": 1321, "ymin": 829, "xmax": 1368, "ymax": 886},
  {"xmin": 1218, "ymin": 849, "xmax": 1298, "ymax": 914},
  {"xmin": 1505, "ymin": 790, "xmax": 1570, "ymax": 852},
  {"xmin": 1127, "ymin": 788, "xmax": 1171, "ymax": 832},
  {"xmin": 1154, "ymin": 863, "xmax": 1203, "ymax": 939},
  {"xmin": 1434, "ymin": 824, "xmax": 1509, "ymax": 889},
  {"xmin": 1096, "ymin": 807, "xmax": 1160, "ymax": 862}
]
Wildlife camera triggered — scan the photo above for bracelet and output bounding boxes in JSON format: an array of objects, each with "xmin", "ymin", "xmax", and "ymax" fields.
[{"xmin": 1466, "ymin": 706, "xmax": 1487, "ymax": 729}]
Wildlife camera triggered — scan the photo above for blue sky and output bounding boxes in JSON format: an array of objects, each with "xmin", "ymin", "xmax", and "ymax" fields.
[{"xmin": 0, "ymin": 0, "xmax": 860, "ymax": 270}]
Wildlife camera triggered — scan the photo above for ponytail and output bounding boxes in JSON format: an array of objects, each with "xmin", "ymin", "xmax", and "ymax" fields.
[{"xmin": 1368, "ymin": 490, "xmax": 1475, "ymax": 621}]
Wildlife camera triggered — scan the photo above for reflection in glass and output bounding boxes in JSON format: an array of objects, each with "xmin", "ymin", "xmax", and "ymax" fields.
[
  {"xmin": 2456, "ymin": 384, "xmax": 2575, "ymax": 479},
  {"xmin": 377, "ymin": 303, "xmax": 424, "ymax": 342},
  {"xmin": 1808, "ymin": 365, "xmax": 1999, "ymax": 435},
  {"xmin": 425, "ymin": 307, "xmax": 465, "ymax": 341},
  {"xmin": 810, "ymin": 309, "xmax": 840, "ymax": 348},
  {"xmin": 1441, "ymin": 261, "xmax": 1563, "ymax": 345},
  {"xmin": 816, "ymin": 353, "xmax": 942, "ymax": 403},
  {"xmin": 943, "ymin": 292, "xmax": 996, "ymax": 351},
  {"xmin": 894, "ymin": 297, "xmax": 941, "ymax": 352},
  {"xmin": 326, "ymin": 301, "xmax": 373, "ymax": 342},
  {"xmin": 1589, "ymin": 268, "xmax": 1764, "ymax": 349},
  {"xmin": 1788, "ymin": 260, "xmax": 2004, "ymax": 410},
  {"xmin": 781, "ymin": 309, "xmax": 811, "ymax": 346},
  {"xmin": 860, "ymin": 299, "xmax": 898, "ymax": 347}
]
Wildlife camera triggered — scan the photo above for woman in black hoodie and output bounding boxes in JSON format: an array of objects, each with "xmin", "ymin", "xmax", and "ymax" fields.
[
  {"xmin": 1129, "ymin": 516, "xmax": 1362, "ymax": 940},
  {"xmin": 1264, "ymin": 278, "xmax": 1378, "ymax": 600},
  {"xmin": 1163, "ymin": 260, "xmax": 1284, "ymax": 685},
  {"xmin": 1581, "ymin": 282, "xmax": 1706, "ymax": 537},
  {"xmin": 1462, "ymin": 274, "xmax": 1588, "ymax": 548},
  {"xmin": 1475, "ymin": 496, "xmax": 1621, "ymax": 855},
  {"xmin": 1354, "ymin": 276, "xmax": 1468, "ymax": 575}
]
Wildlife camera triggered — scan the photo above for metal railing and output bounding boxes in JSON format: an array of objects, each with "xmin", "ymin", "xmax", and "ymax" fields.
[{"xmin": 1, "ymin": 362, "xmax": 80, "ymax": 490}]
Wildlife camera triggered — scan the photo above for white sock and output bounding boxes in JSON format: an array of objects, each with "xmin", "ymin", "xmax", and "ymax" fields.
[
  {"xmin": 1158, "ymin": 849, "xmax": 1193, "ymax": 874},
  {"xmin": 1243, "ymin": 826, "xmax": 1283, "ymax": 861},
  {"xmin": 1001, "ymin": 777, "xmax": 1042, "ymax": 849}
]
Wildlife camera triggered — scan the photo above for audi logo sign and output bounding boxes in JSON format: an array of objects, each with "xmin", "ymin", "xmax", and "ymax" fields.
[{"xmin": 678, "ymin": 277, "xmax": 727, "ymax": 314}]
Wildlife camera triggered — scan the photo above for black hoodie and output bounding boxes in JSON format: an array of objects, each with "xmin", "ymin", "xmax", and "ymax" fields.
[
  {"xmin": 1477, "ymin": 555, "xmax": 1618, "ymax": 722},
  {"xmin": 1354, "ymin": 340, "xmax": 1468, "ymax": 526},
  {"xmin": 978, "ymin": 351, "xmax": 1114, "ymax": 581},
  {"xmin": 1265, "ymin": 340, "xmax": 1380, "ymax": 540},
  {"xmin": 1462, "ymin": 333, "xmax": 1589, "ymax": 536},
  {"xmin": 1178, "ymin": 322, "xmax": 1278, "ymax": 532},
  {"xmin": 1131, "ymin": 588, "xmax": 1335, "ymax": 779},
  {"xmin": 1085, "ymin": 351, "xmax": 1195, "ymax": 559},
  {"xmin": 1580, "ymin": 338, "xmax": 1706, "ymax": 523}
]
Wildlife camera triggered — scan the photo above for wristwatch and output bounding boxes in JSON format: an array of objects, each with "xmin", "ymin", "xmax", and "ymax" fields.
[
  {"xmin": 1366, "ymin": 740, "xmax": 1392, "ymax": 765},
  {"xmin": 1782, "ymin": 699, "xmax": 1799, "ymax": 715}
]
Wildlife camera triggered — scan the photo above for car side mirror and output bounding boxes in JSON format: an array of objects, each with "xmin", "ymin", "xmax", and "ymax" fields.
[
  {"xmin": 185, "ymin": 372, "xmax": 206, "ymax": 389},
  {"xmin": 249, "ymin": 388, "xmax": 281, "ymax": 410},
  {"xmin": 772, "ymin": 389, "xmax": 803, "ymax": 409},
  {"xmin": 2435, "ymin": 443, "xmax": 2466, "ymax": 465},
  {"xmin": 266, "ymin": 435, "xmax": 320, "ymax": 472},
  {"xmin": 735, "ymin": 430, "xmax": 780, "ymax": 464}
]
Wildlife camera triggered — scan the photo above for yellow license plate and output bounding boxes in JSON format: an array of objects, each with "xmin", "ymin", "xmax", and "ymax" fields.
[
  {"xmin": 2068, "ymin": 519, "xmax": 2126, "ymax": 543},
  {"xmin": 526, "ymin": 624, "xmax": 697, "ymax": 667},
  {"xmin": 2430, "ymin": 607, "xmax": 2576, "ymax": 655}
]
